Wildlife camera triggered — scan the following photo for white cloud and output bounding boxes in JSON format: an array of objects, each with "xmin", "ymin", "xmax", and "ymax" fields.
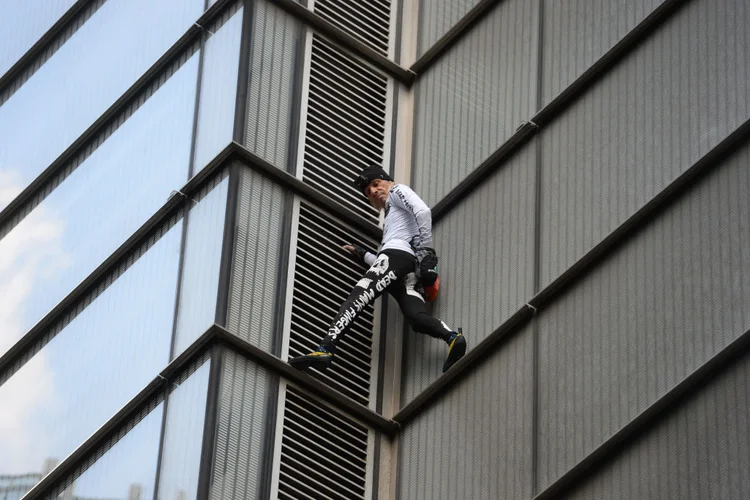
[
  {"xmin": 0, "ymin": 171, "xmax": 67, "ymax": 475},
  {"xmin": 0, "ymin": 170, "xmax": 23, "ymax": 207},
  {"xmin": 0, "ymin": 177, "xmax": 68, "ymax": 350},
  {"xmin": 0, "ymin": 352, "xmax": 58, "ymax": 474}
]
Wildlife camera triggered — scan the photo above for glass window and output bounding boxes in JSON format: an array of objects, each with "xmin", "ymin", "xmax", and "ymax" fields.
[
  {"xmin": 210, "ymin": 351, "xmax": 270, "ymax": 499},
  {"xmin": 156, "ymin": 357, "xmax": 211, "ymax": 500},
  {"xmin": 244, "ymin": 0, "xmax": 302, "ymax": 169},
  {"xmin": 0, "ymin": 223, "xmax": 181, "ymax": 496},
  {"xmin": 0, "ymin": 471, "xmax": 43, "ymax": 500},
  {"xmin": 226, "ymin": 167, "xmax": 288, "ymax": 351},
  {"xmin": 52, "ymin": 402, "xmax": 164, "ymax": 500},
  {"xmin": 173, "ymin": 177, "xmax": 229, "ymax": 358},
  {"xmin": 192, "ymin": 8, "xmax": 244, "ymax": 172},
  {"xmin": 0, "ymin": 0, "xmax": 204, "ymax": 210},
  {"xmin": 0, "ymin": 0, "xmax": 78, "ymax": 76},
  {"xmin": 0, "ymin": 55, "xmax": 198, "ymax": 354}
]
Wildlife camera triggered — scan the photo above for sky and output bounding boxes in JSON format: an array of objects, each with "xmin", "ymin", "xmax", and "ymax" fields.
[
  {"xmin": 0, "ymin": 218, "xmax": 180, "ymax": 475},
  {"xmin": 0, "ymin": 176, "xmax": 63, "ymax": 478}
]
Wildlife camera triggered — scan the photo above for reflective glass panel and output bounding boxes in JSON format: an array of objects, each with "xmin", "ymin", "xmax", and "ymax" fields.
[
  {"xmin": 0, "ymin": 0, "xmax": 204, "ymax": 210},
  {"xmin": 0, "ymin": 54, "xmax": 198, "ymax": 355},
  {"xmin": 173, "ymin": 177, "xmax": 229, "ymax": 358},
  {"xmin": 0, "ymin": 0, "xmax": 78, "ymax": 76},
  {"xmin": 192, "ymin": 8, "xmax": 243, "ymax": 172},
  {"xmin": 0, "ymin": 222, "xmax": 181, "ymax": 496},
  {"xmin": 156, "ymin": 358, "xmax": 211, "ymax": 500},
  {"xmin": 53, "ymin": 403, "xmax": 164, "ymax": 500}
]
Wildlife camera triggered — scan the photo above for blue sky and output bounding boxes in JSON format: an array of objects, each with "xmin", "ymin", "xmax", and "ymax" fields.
[
  {"xmin": 0, "ymin": 4, "xmax": 243, "ymax": 354},
  {"xmin": 67, "ymin": 360, "xmax": 210, "ymax": 500}
]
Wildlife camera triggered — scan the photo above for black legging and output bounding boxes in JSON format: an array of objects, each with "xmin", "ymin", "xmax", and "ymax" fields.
[{"xmin": 320, "ymin": 249, "xmax": 453, "ymax": 351}]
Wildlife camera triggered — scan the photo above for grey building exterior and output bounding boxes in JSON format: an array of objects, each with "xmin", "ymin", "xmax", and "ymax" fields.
[{"xmin": 0, "ymin": 0, "xmax": 748, "ymax": 499}]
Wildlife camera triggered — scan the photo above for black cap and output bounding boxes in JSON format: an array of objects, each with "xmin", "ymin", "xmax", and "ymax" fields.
[{"xmin": 353, "ymin": 164, "xmax": 393, "ymax": 193}]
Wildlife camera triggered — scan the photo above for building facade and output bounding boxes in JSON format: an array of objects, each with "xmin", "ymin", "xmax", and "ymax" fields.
[{"xmin": 0, "ymin": 0, "xmax": 748, "ymax": 499}]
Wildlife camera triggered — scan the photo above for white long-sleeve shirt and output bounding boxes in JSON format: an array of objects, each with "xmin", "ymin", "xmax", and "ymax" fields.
[{"xmin": 363, "ymin": 184, "xmax": 433, "ymax": 266}]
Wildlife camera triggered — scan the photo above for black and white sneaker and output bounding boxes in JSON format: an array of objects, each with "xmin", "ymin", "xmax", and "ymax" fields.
[
  {"xmin": 442, "ymin": 329, "xmax": 467, "ymax": 373},
  {"xmin": 289, "ymin": 348, "xmax": 334, "ymax": 372}
]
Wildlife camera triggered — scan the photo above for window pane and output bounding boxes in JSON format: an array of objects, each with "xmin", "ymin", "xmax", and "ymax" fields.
[
  {"xmin": 0, "ymin": 471, "xmax": 46, "ymax": 500},
  {"xmin": 0, "ymin": 55, "xmax": 198, "ymax": 355},
  {"xmin": 192, "ymin": 8, "xmax": 244, "ymax": 172},
  {"xmin": 0, "ymin": 223, "xmax": 181, "ymax": 496},
  {"xmin": 0, "ymin": 0, "xmax": 204, "ymax": 210},
  {"xmin": 173, "ymin": 176, "xmax": 229, "ymax": 358},
  {"xmin": 53, "ymin": 402, "xmax": 165, "ymax": 500},
  {"xmin": 0, "ymin": 0, "xmax": 77, "ymax": 76},
  {"xmin": 210, "ymin": 351, "xmax": 270, "ymax": 499},
  {"xmin": 226, "ymin": 167, "xmax": 288, "ymax": 351},
  {"xmin": 243, "ymin": 0, "xmax": 302, "ymax": 169},
  {"xmin": 156, "ymin": 358, "xmax": 211, "ymax": 500}
]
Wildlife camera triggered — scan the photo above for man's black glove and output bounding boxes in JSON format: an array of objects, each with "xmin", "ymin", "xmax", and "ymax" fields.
[
  {"xmin": 414, "ymin": 247, "xmax": 439, "ymax": 286},
  {"xmin": 347, "ymin": 243, "xmax": 369, "ymax": 265}
]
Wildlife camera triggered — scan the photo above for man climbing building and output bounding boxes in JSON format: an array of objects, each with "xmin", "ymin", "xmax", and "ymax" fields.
[{"xmin": 290, "ymin": 164, "xmax": 467, "ymax": 374}]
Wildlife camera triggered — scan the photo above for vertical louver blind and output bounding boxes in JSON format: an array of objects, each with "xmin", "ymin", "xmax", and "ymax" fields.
[
  {"xmin": 276, "ymin": 5, "xmax": 393, "ymax": 497},
  {"xmin": 302, "ymin": 34, "xmax": 389, "ymax": 225},
  {"xmin": 288, "ymin": 202, "xmax": 379, "ymax": 406},
  {"xmin": 313, "ymin": 0, "xmax": 392, "ymax": 56},
  {"xmin": 278, "ymin": 387, "xmax": 369, "ymax": 500},
  {"xmin": 278, "ymin": 203, "xmax": 378, "ymax": 500}
]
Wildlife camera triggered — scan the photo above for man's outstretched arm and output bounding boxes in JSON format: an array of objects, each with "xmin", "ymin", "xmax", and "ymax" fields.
[{"xmin": 344, "ymin": 244, "xmax": 377, "ymax": 266}]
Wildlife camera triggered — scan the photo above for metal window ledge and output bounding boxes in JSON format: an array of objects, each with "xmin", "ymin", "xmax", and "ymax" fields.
[
  {"xmin": 409, "ymin": 0, "xmax": 504, "ymax": 77},
  {"xmin": 534, "ymin": 326, "xmax": 750, "ymax": 500},
  {"xmin": 267, "ymin": 0, "xmax": 414, "ymax": 85},
  {"xmin": 213, "ymin": 325, "xmax": 399, "ymax": 435},
  {"xmin": 231, "ymin": 142, "xmax": 382, "ymax": 240}
]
